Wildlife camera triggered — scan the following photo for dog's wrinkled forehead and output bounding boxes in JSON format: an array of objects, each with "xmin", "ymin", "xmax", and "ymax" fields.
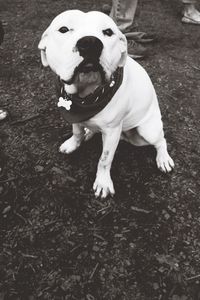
[
  {"xmin": 48, "ymin": 10, "xmax": 119, "ymax": 36},
  {"xmin": 50, "ymin": 10, "xmax": 85, "ymax": 30}
]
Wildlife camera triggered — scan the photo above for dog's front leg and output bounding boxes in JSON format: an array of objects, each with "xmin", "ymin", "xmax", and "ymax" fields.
[
  {"xmin": 60, "ymin": 123, "xmax": 85, "ymax": 154},
  {"xmin": 93, "ymin": 124, "xmax": 122, "ymax": 198}
]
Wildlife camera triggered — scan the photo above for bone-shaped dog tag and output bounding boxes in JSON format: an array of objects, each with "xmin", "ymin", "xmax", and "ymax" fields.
[{"xmin": 57, "ymin": 97, "xmax": 72, "ymax": 111}]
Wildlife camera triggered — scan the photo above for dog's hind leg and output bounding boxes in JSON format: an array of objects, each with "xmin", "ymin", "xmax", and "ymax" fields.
[
  {"xmin": 121, "ymin": 129, "xmax": 149, "ymax": 146},
  {"xmin": 136, "ymin": 118, "xmax": 174, "ymax": 172},
  {"xmin": 59, "ymin": 123, "xmax": 85, "ymax": 154}
]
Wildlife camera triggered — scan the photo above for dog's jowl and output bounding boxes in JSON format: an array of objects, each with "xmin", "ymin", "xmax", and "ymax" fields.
[{"xmin": 38, "ymin": 10, "xmax": 174, "ymax": 198}]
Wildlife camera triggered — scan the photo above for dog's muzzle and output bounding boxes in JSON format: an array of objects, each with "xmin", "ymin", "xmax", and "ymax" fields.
[{"xmin": 62, "ymin": 36, "xmax": 104, "ymax": 85}]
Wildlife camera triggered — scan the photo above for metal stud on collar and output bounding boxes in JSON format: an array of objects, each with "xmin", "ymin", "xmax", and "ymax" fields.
[
  {"xmin": 109, "ymin": 74, "xmax": 115, "ymax": 87},
  {"xmin": 109, "ymin": 80, "xmax": 115, "ymax": 87}
]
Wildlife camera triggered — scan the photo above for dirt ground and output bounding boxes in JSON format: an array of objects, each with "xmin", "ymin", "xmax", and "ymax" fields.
[{"xmin": 0, "ymin": 0, "xmax": 200, "ymax": 299}]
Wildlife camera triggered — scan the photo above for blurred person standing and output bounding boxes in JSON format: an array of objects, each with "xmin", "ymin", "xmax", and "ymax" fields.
[
  {"xmin": 110, "ymin": 0, "xmax": 138, "ymax": 32},
  {"xmin": 103, "ymin": 0, "xmax": 154, "ymax": 59}
]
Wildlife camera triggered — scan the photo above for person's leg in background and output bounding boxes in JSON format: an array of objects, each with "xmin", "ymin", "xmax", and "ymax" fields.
[
  {"xmin": 182, "ymin": 0, "xmax": 200, "ymax": 24},
  {"xmin": 106, "ymin": 0, "xmax": 154, "ymax": 59},
  {"xmin": 110, "ymin": 0, "xmax": 138, "ymax": 32}
]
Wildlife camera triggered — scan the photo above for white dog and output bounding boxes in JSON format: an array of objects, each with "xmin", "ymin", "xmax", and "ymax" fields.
[{"xmin": 38, "ymin": 10, "xmax": 174, "ymax": 198}]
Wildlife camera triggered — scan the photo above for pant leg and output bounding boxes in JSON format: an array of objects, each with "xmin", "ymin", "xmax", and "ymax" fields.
[{"xmin": 110, "ymin": 0, "xmax": 138, "ymax": 32}]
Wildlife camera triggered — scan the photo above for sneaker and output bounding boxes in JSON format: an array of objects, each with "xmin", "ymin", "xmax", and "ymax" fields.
[
  {"xmin": 182, "ymin": 15, "xmax": 200, "ymax": 24},
  {"xmin": 125, "ymin": 31, "xmax": 155, "ymax": 43},
  {"xmin": 127, "ymin": 40, "xmax": 147, "ymax": 59}
]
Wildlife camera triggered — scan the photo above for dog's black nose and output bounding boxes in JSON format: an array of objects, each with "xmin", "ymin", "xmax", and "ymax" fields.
[{"xmin": 76, "ymin": 36, "xmax": 103, "ymax": 59}]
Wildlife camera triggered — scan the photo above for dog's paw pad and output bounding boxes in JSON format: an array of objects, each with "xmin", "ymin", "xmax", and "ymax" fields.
[{"xmin": 156, "ymin": 153, "xmax": 174, "ymax": 173}]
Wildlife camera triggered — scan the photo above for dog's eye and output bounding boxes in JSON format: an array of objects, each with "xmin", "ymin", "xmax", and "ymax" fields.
[
  {"xmin": 58, "ymin": 26, "xmax": 69, "ymax": 33},
  {"xmin": 103, "ymin": 28, "xmax": 114, "ymax": 37}
]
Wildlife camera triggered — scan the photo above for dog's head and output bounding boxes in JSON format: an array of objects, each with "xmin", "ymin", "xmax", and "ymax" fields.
[{"xmin": 38, "ymin": 10, "xmax": 127, "ymax": 94}]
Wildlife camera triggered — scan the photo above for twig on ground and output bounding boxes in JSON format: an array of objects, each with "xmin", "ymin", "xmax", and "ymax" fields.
[
  {"xmin": 70, "ymin": 245, "xmax": 81, "ymax": 253},
  {"xmin": 65, "ymin": 175, "xmax": 76, "ymax": 183},
  {"xmin": 98, "ymin": 208, "xmax": 112, "ymax": 221},
  {"xmin": 190, "ymin": 64, "xmax": 200, "ymax": 71},
  {"xmin": 97, "ymin": 205, "xmax": 111, "ymax": 213},
  {"xmin": 93, "ymin": 233, "xmax": 105, "ymax": 241},
  {"xmin": 21, "ymin": 253, "xmax": 38, "ymax": 259},
  {"xmin": 89, "ymin": 263, "xmax": 99, "ymax": 281},
  {"xmin": 24, "ymin": 188, "xmax": 39, "ymax": 201},
  {"xmin": 0, "ymin": 177, "xmax": 17, "ymax": 183},
  {"xmin": 163, "ymin": 91, "xmax": 177, "ymax": 101},
  {"xmin": 14, "ymin": 211, "xmax": 28, "ymax": 224},
  {"xmin": 11, "ymin": 114, "xmax": 41, "ymax": 125},
  {"xmin": 43, "ymin": 220, "xmax": 61, "ymax": 227},
  {"xmin": 186, "ymin": 274, "xmax": 200, "ymax": 281},
  {"xmin": 188, "ymin": 188, "xmax": 196, "ymax": 195},
  {"xmin": 11, "ymin": 226, "xmax": 19, "ymax": 248},
  {"xmin": 131, "ymin": 206, "xmax": 151, "ymax": 214}
]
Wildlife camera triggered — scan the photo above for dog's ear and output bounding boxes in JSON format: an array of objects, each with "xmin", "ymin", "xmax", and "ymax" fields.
[
  {"xmin": 118, "ymin": 31, "xmax": 127, "ymax": 67},
  {"xmin": 38, "ymin": 29, "xmax": 49, "ymax": 67}
]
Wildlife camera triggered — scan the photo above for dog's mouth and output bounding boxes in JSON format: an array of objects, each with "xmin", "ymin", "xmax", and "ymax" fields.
[{"xmin": 61, "ymin": 59, "xmax": 105, "ymax": 86}]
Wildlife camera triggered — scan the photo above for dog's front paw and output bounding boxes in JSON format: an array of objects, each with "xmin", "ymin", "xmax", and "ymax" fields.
[
  {"xmin": 59, "ymin": 136, "xmax": 81, "ymax": 154},
  {"xmin": 156, "ymin": 152, "xmax": 175, "ymax": 173},
  {"xmin": 93, "ymin": 173, "xmax": 115, "ymax": 198}
]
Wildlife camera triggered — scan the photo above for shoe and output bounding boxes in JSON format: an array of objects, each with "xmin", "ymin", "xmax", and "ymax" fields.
[
  {"xmin": 127, "ymin": 40, "xmax": 147, "ymax": 59},
  {"xmin": 182, "ymin": 15, "xmax": 200, "ymax": 24},
  {"xmin": 125, "ymin": 31, "xmax": 155, "ymax": 43}
]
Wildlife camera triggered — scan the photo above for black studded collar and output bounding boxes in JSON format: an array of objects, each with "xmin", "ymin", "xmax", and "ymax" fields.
[{"xmin": 56, "ymin": 67, "xmax": 124, "ymax": 124}]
